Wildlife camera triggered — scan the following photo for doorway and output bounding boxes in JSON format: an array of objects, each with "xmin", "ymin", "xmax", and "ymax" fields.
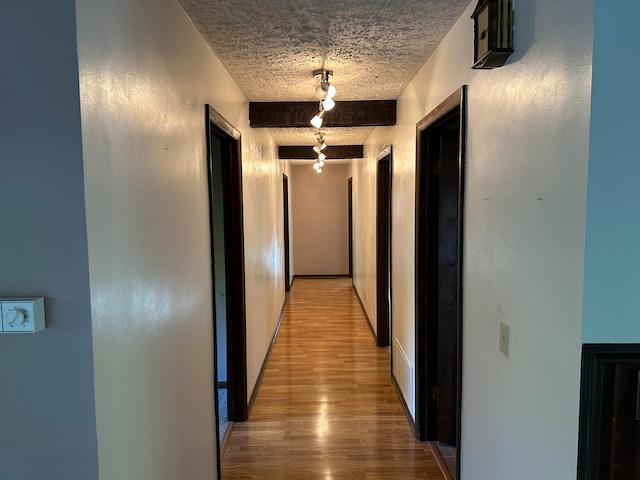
[
  {"xmin": 283, "ymin": 174, "xmax": 291, "ymax": 291},
  {"xmin": 578, "ymin": 344, "xmax": 640, "ymax": 480},
  {"xmin": 348, "ymin": 177, "xmax": 353, "ymax": 280},
  {"xmin": 415, "ymin": 87, "xmax": 466, "ymax": 479},
  {"xmin": 376, "ymin": 147, "xmax": 392, "ymax": 348},
  {"xmin": 205, "ymin": 105, "xmax": 248, "ymax": 474}
]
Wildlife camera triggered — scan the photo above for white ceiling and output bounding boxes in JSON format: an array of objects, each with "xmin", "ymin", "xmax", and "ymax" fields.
[{"xmin": 179, "ymin": 0, "xmax": 470, "ymax": 150}]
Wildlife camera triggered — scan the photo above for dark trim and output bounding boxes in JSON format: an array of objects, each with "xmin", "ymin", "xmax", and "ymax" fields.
[
  {"xmin": 414, "ymin": 87, "xmax": 466, "ymax": 480},
  {"xmin": 376, "ymin": 145, "xmax": 392, "ymax": 161},
  {"xmin": 206, "ymin": 104, "xmax": 248, "ymax": 426},
  {"xmin": 577, "ymin": 343, "xmax": 640, "ymax": 480},
  {"xmin": 293, "ymin": 274, "xmax": 350, "ymax": 279},
  {"xmin": 391, "ymin": 373, "xmax": 416, "ymax": 436},
  {"xmin": 348, "ymin": 177, "xmax": 353, "ymax": 279},
  {"xmin": 415, "ymin": 89, "xmax": 463, "ymax": 132},
  {"xmin": 208, "ymin": 106, "xmax": 241, "ymax": 140},
  {"xmin": 428, "ymin": 442, "xmax": 455, "ymax": 480},
  {"xmin": 283, "ymin": 174, "xmax": 291, "ymax": 292},
  {"xmin": 247, "ymin": 301, "xmax": 287, "ymax": 415},
  {"xmin": 279, "ymin": 145, "xmax": 363, "ymax": 160},
  {"xmin": 376, "ymin": 146, "xmax": 392, "ymax": 348},
  {"xmin": 219, "ymin": 422, "xmax": 235, "ymax": 459},
  {"xmin": 249, "ymin": 100, "xmax": 396, "ymax": 128},
  {"xmin": 217, "ymin": 381, "xmax": 228, "ymax": 389},
  {"xmin": 353, "ymin": 285, "xmax": 377, "ymax": 344}
]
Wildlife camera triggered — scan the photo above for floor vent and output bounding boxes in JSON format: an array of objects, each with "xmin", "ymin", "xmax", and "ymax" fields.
[{"xmin": 394, "ymin": 338, "xmax": 414, "ymax": 412}]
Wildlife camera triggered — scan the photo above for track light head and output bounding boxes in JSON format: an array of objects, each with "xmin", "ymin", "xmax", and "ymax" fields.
[
  {"xmin": 321, "ymin": 97, "xmax": 335, "ymax": 111},
  {"xmin": 313, "ymin": 69, "xmax": 336, "ymax": 101},
  {"xmin": 310, "ymin": 108, "xmax": 325, "ymax": 128}
]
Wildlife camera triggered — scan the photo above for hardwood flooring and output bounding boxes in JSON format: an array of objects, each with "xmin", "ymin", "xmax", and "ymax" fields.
[{"xmin": 221, "ymin": 277, "xmax": 445, "ymax": 479}]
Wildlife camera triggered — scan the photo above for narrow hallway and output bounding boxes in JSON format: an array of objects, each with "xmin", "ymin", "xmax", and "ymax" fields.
[{"xmin": 221, "ymin": 277, "xmax": 445, "ymax": 479}]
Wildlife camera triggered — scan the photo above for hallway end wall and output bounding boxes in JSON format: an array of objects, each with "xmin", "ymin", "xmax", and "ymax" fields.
[
  {"xmin": 76, "ymin": 0, "xmax": 283, "ymax": 478},
  {"xmin": 356, "ymin": 0, "xmax": 593, "ymax": 479},
  {"xmin": 290, "ymin": 164, "xmax": 350, "ymax": 276}
]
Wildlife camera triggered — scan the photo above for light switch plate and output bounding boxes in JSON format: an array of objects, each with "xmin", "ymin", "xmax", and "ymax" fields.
[
  {"xmin": 499, "ymin": 320, "xmax": 510, "ymax": 357},
  {"xmin": 0, "ymin": 297, "xmax": 46, "ymax": 333}
]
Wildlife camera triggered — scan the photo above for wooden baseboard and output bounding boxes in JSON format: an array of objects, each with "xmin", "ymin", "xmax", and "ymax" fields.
[
  {"xmin": 428, "ymin": 442, "xmax": 454, "ymax": 480},
  {"xmin": 391, "ymin": 373, "xmax": 416, "ymax": 436},
  {"xmin": 353, "ymin": 285, "xmax": 377, "ymax": 344},
  {"xmin": 219, "ymin": 421, "xmax": 235, "ymax": 459},
  {"xmin": 293, "ymin": 274, "xmax": 350, "ymax": 279},
  {"xmin": 247, "ymin": 300, "xmax": 286, "ymax": 415}
]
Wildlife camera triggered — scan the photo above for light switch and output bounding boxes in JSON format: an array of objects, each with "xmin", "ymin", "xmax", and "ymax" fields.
[{"xmin": 0, "ymin": 297, "xmax": 45, "ymax": 333}]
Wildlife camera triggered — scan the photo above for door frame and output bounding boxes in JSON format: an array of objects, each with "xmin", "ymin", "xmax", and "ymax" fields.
[
  {"xmin": 578, "ymin": 344, "xmax": 640, "ymax": 479},
  {"xmin": 414, "ymin": 87, "xmax": 466, "ymax": 475},
  {"xmin": 205, "ymin": 105, "xmax": 248, "ymax": 474},
  {"xmin": 348, "ymin": 177, "xmax": 353, "ymax": 280},
  {"xmin": 376, "ymin": 146, "xmax": 392, "ymax": 348},
  {"xmin": 283, "ymin": 174, "xmax": 291, "ymax": 291}
]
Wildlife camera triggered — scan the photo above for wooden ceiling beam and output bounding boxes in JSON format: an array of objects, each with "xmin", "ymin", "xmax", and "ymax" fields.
[
  {"xmin": 249, "ymin": 101, "xmax": 396, "ymax": 128},
  {"xmin": 278, "ymin": 145, "xmax": 363, "ymax": 160}
]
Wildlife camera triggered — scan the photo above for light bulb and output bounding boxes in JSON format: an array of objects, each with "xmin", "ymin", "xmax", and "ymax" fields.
[
  {"xmin": 318, "ymin": 160, "xmax": 325, "ymax": 167},
  {"xmin": 321, "ymin": 97, "xmax": 335, "ymax": 111},
  {"xmin": 326, "ymin": 84, "xmax": 336, "ymax": 99},
  {"xmin": 313, "ymin": 145, "xmax": 322, "ymax": 154},
  {"xmin": 315, "ymin": 83, "xmax": 328, "ymax": 100},
  {"xmin": 310, "ymin": 110, "xmax": 324, "ymax": 128},
  {"xmin": 318, "ymin": 152, "xmax": 326, "ymax": 161},
  {"xmin": 315, "ymin": 167, "xmax": 322, "ymax": 173}
]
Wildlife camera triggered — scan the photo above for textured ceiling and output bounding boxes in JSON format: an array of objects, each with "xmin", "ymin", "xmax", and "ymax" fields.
[{"xmin": 179, "ymin": 0, "xmax": 470, "ymax": 151}]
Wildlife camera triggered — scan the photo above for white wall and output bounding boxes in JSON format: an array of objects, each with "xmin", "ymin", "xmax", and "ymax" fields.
[
  {"xmin": 354, "ymin": 0, "xmax": 593, "ymax": 478},
  {"xmin": 75, "ymin": 0, "xmax": 284, "ymax": 478},
  {"xmin": 350, "ymin": 145, "xmax": 383, "ymax": 329},
  {"xmin": 290, "ymin": 164, "xmax": 350, "ymax": 275},
  {"xmin": 582, "ymin": 0, "xmax": 640, "ymax": 343}
]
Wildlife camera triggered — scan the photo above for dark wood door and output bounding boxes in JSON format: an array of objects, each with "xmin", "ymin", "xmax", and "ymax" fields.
[
  {"xmin": 578, "ymin": 345, "xmax": 640, "ymax": 480},
  {"xmin": 415, "ymin": 87, "xmax": 466, "ymax": 480},
  {"xmin": 348, "ymin": 178, "xmax": 353, "ymax": 279},
  {"xmin": 283, "ymin": 174, "xmax": 290, "ymax": 291},
  {"xmin": 206, "ymin": 105, "xmax": 248, "ymax": 427},
  {"xmin": 376, "ymin": 152, "xmax": 392, "ymax": 348},
  {"xmin": 607, "ymin": 364, "xmax": 640, "ymax": 479},
  {"xmin": 436, "ymin": 131, "xmax": 461, "ymax": 446}
]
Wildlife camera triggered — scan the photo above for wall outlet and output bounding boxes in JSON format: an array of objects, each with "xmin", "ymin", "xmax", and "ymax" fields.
[
  {"xmin": 499, "ymin": 320, "xmax": 510, "ymax": 357},
  {"xmin": 0, "ymin": 297, "xmax": 46, "ymax": 333}
]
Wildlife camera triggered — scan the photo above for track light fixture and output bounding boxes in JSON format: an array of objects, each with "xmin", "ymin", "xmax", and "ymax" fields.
[
  {"xmin": 310, "ymin": 108, "xmax": 324, "ymax": 129},
  {"xmin": 313, "ymin": 134, "xmax": 327, "ymax": 153},
  {"xmin": 310, "ymin": 70, "xmax": 336, "ymax": 128},
  {"xmin": 314, "ymin": 70, "xmax": 336, "ymax": 101},
  {"xmin": 311, "ymin": 133, "xmax": 328, "ymax": 173},
  {"xmin": 321, "ymin": 97, "xmax": 335, "ymax": 111}
]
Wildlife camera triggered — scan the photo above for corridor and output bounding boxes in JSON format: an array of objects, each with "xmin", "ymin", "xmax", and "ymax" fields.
[{"xmin": 221, "ymin": 277, "xmax": 445, "ymax": 479}]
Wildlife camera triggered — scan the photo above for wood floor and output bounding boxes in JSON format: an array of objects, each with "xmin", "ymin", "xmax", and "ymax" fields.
[{"xmin": 221, "ymin": 277, "xmax": 445, "ymax": 479}]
